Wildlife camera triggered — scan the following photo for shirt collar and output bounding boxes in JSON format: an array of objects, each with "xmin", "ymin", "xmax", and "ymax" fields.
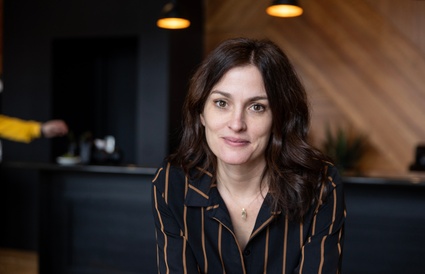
[{"xmin": 184, "ymin": 168, "xmax": 216, "ymax": 207}]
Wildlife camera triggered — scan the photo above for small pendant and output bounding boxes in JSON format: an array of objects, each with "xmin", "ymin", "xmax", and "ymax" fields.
[{"xmin": 241, "ymin": 208, "xmax": 247, "ymax": 220}]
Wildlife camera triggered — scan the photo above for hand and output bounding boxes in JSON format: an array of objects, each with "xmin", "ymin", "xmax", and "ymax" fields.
[{"xmin": 41, "ymin": 120, "xmax": 69, "ymax": 138}]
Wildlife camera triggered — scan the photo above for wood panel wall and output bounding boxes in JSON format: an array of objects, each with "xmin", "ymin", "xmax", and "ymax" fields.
[{"xmin": 205, "ymin": 0, "xmax": 425, "ymax": 173}]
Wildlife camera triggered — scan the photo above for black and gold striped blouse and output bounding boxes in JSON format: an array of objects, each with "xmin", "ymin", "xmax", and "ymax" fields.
[{"xmin": 151, "ymin": 161, "xmax": 346, "ymax": 274}]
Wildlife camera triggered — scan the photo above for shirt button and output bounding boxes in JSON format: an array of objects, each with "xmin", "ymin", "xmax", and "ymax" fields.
[{"xmin": 244, "ymin": 249, "xmax": 251, "ymax": 256}]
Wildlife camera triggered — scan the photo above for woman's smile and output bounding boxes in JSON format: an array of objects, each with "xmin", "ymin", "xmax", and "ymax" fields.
[{"xmin": 222, "ymin": 136, "xmax": 250, "ymax": 146}]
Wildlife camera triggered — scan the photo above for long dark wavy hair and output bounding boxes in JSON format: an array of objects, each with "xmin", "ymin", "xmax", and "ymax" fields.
[{"xmin": 168, "ymin": 37, "xmax": 332, "ymax": 221}]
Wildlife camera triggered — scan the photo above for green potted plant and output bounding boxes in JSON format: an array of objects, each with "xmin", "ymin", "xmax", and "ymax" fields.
[{"xmin": 321, "ymin": 125, "xmax": 368, "ymax": 174}]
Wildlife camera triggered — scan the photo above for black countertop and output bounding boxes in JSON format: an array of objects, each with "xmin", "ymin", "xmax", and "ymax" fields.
[
  {"xmin": 0, "ymin": 161, "xmax": 157, "ymax": 175},
  {"xmin": 342, "ymin": 174, "xmax": 425, "ymax": 186},
  {"xmin": 2, "ymin": 161, "xmax": 425, "ymax": 186}
]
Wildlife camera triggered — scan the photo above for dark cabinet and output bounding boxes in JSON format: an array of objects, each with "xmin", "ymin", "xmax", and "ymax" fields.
[
  {"xmin": 38, "ymin": 165, "xmax": 157, "ymax": 274},
  {"xmin": 342, "ymin": 178, "xmax": 425, "ymax": 274}
]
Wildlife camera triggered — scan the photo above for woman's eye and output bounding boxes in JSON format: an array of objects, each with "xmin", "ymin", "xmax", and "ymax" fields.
[
  {"xmin": 251, "ymin": 104, "xmax": 265, "ymax": 112},
  {"xmin": 214, "ymin": 100, "xmax": 227, "ymax": 108}
]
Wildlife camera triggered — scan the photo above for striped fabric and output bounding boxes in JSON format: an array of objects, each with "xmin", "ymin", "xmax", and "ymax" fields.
[{"xmin": 152, "ymin": 162, "xmax": 346, "ymax": 274}]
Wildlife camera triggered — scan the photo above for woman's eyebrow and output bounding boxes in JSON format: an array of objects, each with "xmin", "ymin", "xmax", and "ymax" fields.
[
  {"xmin": 249, "ymin": 96, "xmax": 268, "ymax": 101},
  {"xmin": 210, "ymin": 90, "xmax": 268, "ymax": 102},
  {"xmin": 210, "ymin": 90, "xmax": 231, "ymax": 98}
]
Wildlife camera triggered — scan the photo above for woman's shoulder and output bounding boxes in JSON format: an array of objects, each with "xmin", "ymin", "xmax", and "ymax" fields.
[
  {"xmin": 322, "ymin": 161, "xmax": 343, "ymax": 187},
  {"xmin": 152, "ymin": 159, "xmax": 215, "ymax": 207},
  {"xmin": 152, "ymin": 159, "xmax": 212, "ymax": 190},
  {"xmin": 152, "ymin": 160, "xmax": 186, "ymax": 183},
  {"xmin": 311, "ymin": 162, "xmax": 344, "ymax": 210},
  {"xmin": 151, "ymin": 161, "xmax": 186, "ymax": 199}
]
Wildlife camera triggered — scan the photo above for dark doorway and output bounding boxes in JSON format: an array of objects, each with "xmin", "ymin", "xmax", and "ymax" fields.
[{"xmin": 51, "ymin": 37, "xmax": 138, "ymax": 164}]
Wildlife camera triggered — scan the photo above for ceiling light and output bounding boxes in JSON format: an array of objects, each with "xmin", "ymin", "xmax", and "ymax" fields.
[
  {"xmin": 157, "ymin": 1, "xmax": 190, "ymax": 30},
  {"xmin": 266, "ymin": 0, "xmax": 303, "ymax": 18}
]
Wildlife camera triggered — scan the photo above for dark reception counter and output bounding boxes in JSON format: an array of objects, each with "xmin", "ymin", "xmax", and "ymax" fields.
[
  {"xmin": 340, "ymin": 171, "xmax": 425, "ymax": 274},
  {"xmin": 5, "ymin": 160, "xmax": 425, "ymax": 185},
  {"xmin": 1, "ymin": 161, "xmax": 158, "ymax": 175},
  {"xmin": 1, "ymin": 161, "xmax": 159, "ymax": 274},
  {"xmin": 6, "ymin": 160, "xmax": 425, "ymax": 184},
  {"xmin": 1, "ymin": 162, "xmax": 425, "ymax": 274}
]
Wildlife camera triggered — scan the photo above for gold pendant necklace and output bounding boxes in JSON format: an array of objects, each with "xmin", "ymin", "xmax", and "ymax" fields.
[
  {"xmin": 241, "ymin": 208, "xmax": 247, "ymax": 220},
  {"xmin": 220, "ymin": 181, "xmax": 263, "ymax": 221}
]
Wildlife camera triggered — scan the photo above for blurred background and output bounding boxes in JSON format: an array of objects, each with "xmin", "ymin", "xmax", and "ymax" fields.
[{"xmin": 1, "ymin": 0, "xmax": 425, "ymax": 273}]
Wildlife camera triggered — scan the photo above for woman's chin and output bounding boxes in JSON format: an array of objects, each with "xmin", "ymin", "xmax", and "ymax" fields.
[{"xmin": 217, "ymin": 157, "xmax": 251, "ymax": 166}]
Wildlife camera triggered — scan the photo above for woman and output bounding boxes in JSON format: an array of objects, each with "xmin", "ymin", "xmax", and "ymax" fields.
[{"xmin": 152, "ymin": 37, "xmax": 346, "ymax": 274}]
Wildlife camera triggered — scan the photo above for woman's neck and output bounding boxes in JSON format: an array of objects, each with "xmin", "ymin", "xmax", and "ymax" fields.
[{"xmin": 216, "ymin": 160, "xmax": 267, "ymax": 196}]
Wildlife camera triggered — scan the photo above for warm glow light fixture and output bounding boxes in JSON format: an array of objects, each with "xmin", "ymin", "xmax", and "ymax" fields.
[
  {"xmin": 266, "ymin": 0, "xmax": 303, "ymax": 18},
  {"xmin": 157, "ymin": 1, "xmax": 191, "ymax": 30}
]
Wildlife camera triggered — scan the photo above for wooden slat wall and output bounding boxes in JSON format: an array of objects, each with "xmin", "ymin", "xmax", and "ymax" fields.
[{"xmin": 205, "ymin": 0, "xmax": 425, "ymax": 173}]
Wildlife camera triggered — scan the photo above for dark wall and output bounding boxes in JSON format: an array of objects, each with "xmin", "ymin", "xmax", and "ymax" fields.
[
  {"xmin": 0, "ymin": 0, "xmax": 203, "ymax": 251},
  {"xmin": 50, "ymin": 37, "xmax": 139, "ymax": 163},
  {"xmin": 2, "ymin": 0, "xmax": 203, "ymax": 166}
]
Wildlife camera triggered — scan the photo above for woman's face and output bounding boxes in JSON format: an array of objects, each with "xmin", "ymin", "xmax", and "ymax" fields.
[{"xmin": 200, "ymin": 65, "xmax": 273, "ymax": 168}]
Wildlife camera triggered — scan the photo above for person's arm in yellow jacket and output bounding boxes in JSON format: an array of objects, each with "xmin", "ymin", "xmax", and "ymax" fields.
[{"xmin": 0, "ymin": 114, "xmax": 68, "ymax": 143}]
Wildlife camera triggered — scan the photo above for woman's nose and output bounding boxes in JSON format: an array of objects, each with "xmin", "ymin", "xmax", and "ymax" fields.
[{"xmin": 227, "ymin": 109, "xmax": 247, "ymax": 132}]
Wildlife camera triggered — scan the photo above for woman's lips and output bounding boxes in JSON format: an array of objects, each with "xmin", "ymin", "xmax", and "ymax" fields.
[{"xmin": 223, "ymin": 137, "xmax": 250, "ymax": 146}]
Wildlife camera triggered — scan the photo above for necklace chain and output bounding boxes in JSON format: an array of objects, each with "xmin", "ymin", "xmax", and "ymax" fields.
[{"xmin": 219, "ymin": 181, "xmax": 263, "ymax": 221}]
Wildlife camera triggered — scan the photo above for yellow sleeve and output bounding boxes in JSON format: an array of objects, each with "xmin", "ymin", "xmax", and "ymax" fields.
[{"xmin": 0, "ymin": 114, "xmax": 42, "ymax": 143}]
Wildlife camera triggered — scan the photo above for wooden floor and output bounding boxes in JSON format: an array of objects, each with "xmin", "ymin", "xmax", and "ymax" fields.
[{"xmin": 0, "ymin": 248, "xmax": 38, "ymax": 274}]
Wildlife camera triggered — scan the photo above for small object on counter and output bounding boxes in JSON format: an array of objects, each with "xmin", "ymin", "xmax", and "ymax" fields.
[
  {"xmin": 105, "ymin": 135, "xmax": 115, "ymax": 153},
  {"xmin": 79, "ymin": 141, "xmax": 92, "ymax": 164},
  {"xmin": 91, "ymin": 135, "xmax": 123, "ymax": 165},
  {"xmin": 94, "ymin": 138, "xmax": 106, "ymax": 150},
  {"xmin": 79, "ymin": 131, "xmax": 93, "ymax": 164},
  {"xmin": 56, "ymin": 155, "xmax": 81, "ymax": 165},
  {"xmin": 409, "ymin": 145, "xmax": 425, "ymax": 171}
]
